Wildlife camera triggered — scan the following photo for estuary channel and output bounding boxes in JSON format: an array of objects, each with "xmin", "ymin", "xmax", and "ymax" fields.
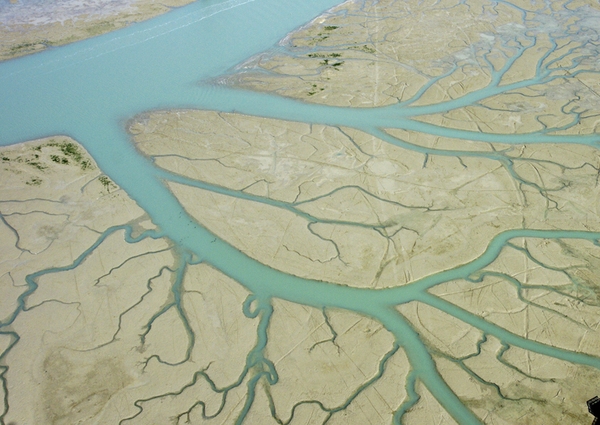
[{"xmin": 2, "ymin": 0, "xmax": 600, "ymax": 424}]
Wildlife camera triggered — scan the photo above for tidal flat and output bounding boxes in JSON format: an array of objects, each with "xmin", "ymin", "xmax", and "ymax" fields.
[
  {"xmin": 2, "ymin": 0, "xmax": 600, "ymax": 424},
  {"xmin": 0, "ymin": 0, "xmax": 197, "ymax": 61}
]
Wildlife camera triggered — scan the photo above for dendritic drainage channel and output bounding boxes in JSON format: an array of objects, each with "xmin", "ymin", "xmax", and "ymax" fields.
[{"xmin": 2, "ymin": 0, "xmax": 600, "ymax": 424}]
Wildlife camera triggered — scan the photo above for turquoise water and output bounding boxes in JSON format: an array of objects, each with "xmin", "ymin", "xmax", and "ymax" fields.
[{"xmin": 1, "ymin": 0, "xmax": 600, "ymax": 424}]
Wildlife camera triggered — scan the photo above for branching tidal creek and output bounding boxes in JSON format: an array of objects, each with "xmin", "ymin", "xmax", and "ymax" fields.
[{"xmin": 1, "ymin": 0, "xmax": 600, "ymax": 424}]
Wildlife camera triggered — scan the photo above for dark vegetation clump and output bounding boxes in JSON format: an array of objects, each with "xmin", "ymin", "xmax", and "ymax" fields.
[{"xmin": 45, "ymin": 140, "xmax": 94, "ymax": 170}]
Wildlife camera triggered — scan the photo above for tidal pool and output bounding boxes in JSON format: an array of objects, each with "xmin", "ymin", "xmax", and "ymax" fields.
[{"xmin": 1, "ymin": 0, "xmax": 600, "ymax": 424}]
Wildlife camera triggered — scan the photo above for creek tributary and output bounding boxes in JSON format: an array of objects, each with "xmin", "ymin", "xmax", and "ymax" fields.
[{"xmin": 1, "ymin": 1, "xmax": 600, "ymax": 424}]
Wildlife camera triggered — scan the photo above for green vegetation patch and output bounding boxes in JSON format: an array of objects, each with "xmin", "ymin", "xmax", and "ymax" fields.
[
  {"xmin": 50, "ymin": 154, "xmax": 69, "ymax": 165},
  {"xmin": 26, "ymin": 160, "xmax": 47, "ymax": 171},
  {"xmin": 307, "ymin": 52, "xmax": 342, "ymax": 58},
  {"xmin": 313, "ymin": 35, "xmax": 329, "ymax": 43},
  {"xmin": 307, "ymin": 83, "xmax": 325, "ymax": 96},
  {"xmin": 80, "ymin": 159, "xmax": 92, "ymax": 170},
  {"xmin": 311, "ymin": 26, "xmax": 339, "ymax": 44},
  {"xmin": 319, "ymin": 59, "xmax": 345, "ymax": 69},
  {"xmin": 25, "ymin": 177, "xmax": 42, "ymax": 186},
  {"xmin": 9, "ymin": 41, "xmax": 45, "ymax": 53},
  {"xmin": 1, "ymin": 139, "xmax": 95, "ymax": 174},
  {"xmin": 45, "ymin": 140, "xmax": 94, "ymax": 170},
  {"xmin": 1, "ymin": 146, "xmax": 46, "ymax": 172},
  {"xmin": 59, "ymin": 142, "xmax": 83, "ymax": 162},
  {"xmin": 349, "ymin": 45, "xmax": 376, "ymax": 54},
  {"xmin": 99, "ymin": 175, "xmax": 117, "ymax": 192}
]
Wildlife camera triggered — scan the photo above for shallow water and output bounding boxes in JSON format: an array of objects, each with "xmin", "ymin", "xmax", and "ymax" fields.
[{"xmin": 1, "ymin": 0, "xmax": 600, "ymax": 424}]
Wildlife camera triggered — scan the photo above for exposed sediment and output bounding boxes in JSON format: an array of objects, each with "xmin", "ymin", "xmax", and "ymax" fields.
[
  {"xmin": 0, "ymin": 0, "xmax": 196, "ymax": 61},
  {"xmin": 3, "ymin": 0, "xmax": 600, "ymax": 423},
  {"xmin": 125, "ymin": 0, "xmax": 600, "ymax": 422},
  {"xmin": 0, "ymin": 139, "xmax": 272, "ymax": 424}
]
